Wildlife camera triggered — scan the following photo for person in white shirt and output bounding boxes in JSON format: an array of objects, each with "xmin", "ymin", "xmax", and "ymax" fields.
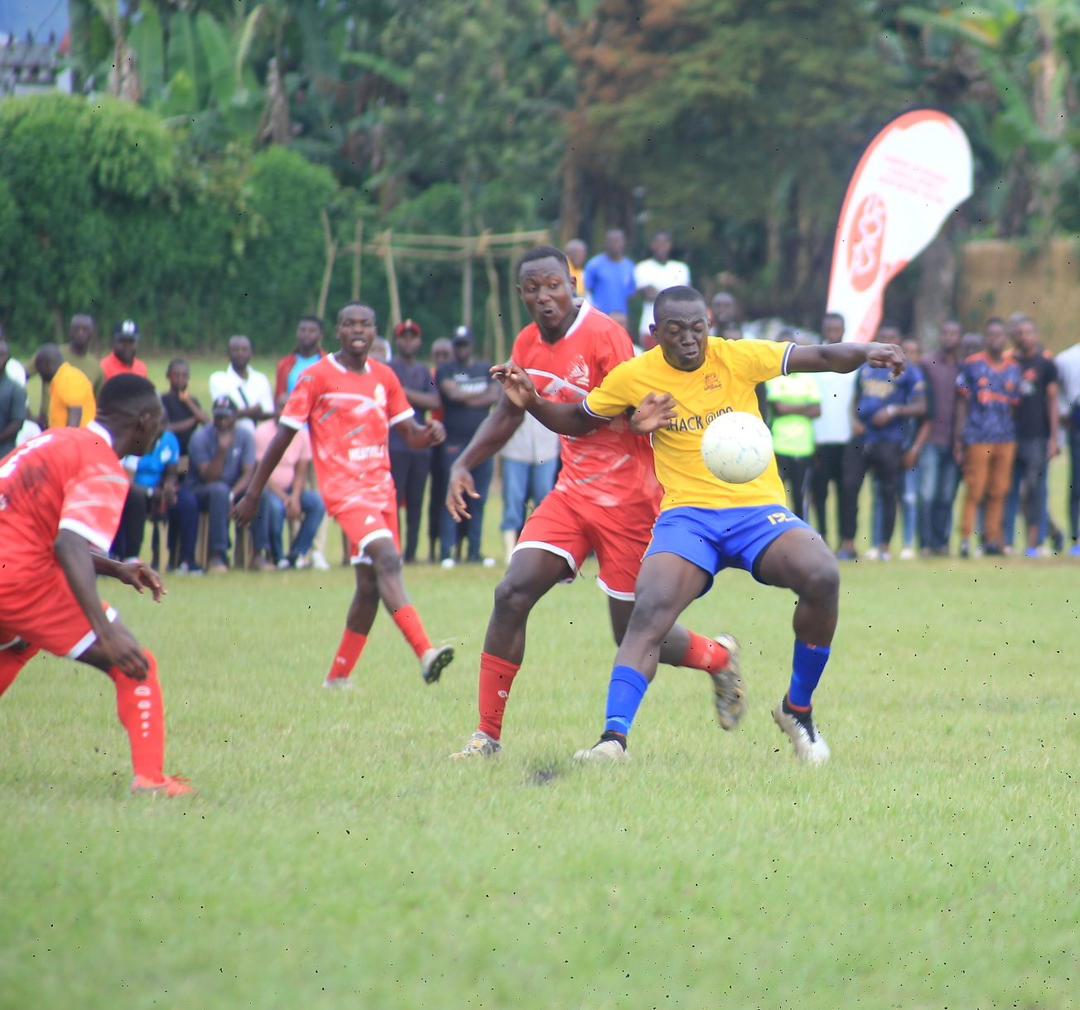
[
  {"xmin": 634, "ymin": 231, "xmax": 690, "ymax": 348},
  {"xmin": 1055, "ymin": 340, "xmax": 1080, "ymax": 555},
  {"xmin": 809, "ymin": 312, "xmax": 860, "ymax": 558},
  {"xmin": 208, "ymin": 335, "xmax": 275, "ymax": 434}
]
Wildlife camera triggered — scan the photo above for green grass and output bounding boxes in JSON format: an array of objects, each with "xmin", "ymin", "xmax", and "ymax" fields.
[{"xmin": 1, "ymin": 553, "xmax": 1078, "ymax": 1009}]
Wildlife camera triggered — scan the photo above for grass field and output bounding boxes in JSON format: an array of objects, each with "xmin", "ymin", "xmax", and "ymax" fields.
[{"xmin": 1, "ymin": 549, "xmax": 1078, "ymax": 1009}]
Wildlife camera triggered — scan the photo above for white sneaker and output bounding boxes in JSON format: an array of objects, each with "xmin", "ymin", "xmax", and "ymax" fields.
[
  {"xmin": 310, "ymin": 550, "xmax": 331, "ymax": 571},
  {"xmin": 481, "ymin": 557, "xmax": 497, "ymax": 568},
  {"xmin": 276, "ymin": 558, "xmax": 293, "ymax": 570},
  {"xmin": 772, "ymin": 697, "xmax": 830, "ymax": 765},
  {"xmin": 899, "ymin": 547, "xmax": 916, "ymax": 561},
  {"xmin": 440, "ymin": 558, "xmax": 456, "ymax": 569},
  {"xmin": 449, "ymin": 730, "xmax": 502, "ymax": 760},
  {"xmin": 573, "ymin": 736, "xmax": 630, "ymax": 763},
  {"xmin": 862, "ymin": 547, "xmax": 880, "ymax": 561}
]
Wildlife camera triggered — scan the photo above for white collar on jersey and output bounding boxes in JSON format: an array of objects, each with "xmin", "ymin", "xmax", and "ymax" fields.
[
  {"xmin": 86, "ymin": 420, "xmax": 114, "ymax": 447},
  {"xmin": 562, "ymin": 300, "xmax": 592, "ymax": 340},
  {"xmin": 328, "ymin": 353, "xmax": 371, "ymax": 375}
]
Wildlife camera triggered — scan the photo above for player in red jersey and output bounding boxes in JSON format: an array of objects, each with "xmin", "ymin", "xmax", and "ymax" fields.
[
  {"xmin": 448, "ymin": 246, "xmax": 742, "ymax": 759},
  {"xmin": 234, "ymin": 303, "xmax": 454, "ymax": 687},
  {"xmin": 0, "ymin": 374, "xmax": 193, "ymax": 797}
]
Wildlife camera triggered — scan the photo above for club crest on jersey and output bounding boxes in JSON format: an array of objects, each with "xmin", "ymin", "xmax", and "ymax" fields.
[
  {"xmin": 566, "ymin": 357, "xmax": 590, "ymax": 390},
  {"xmin": 704, "ymin": 374, "xmax": 722, "ymax": 391},
  {"xmin": 374, "ymin": 383, "xmax": 387, "ymax": 407}
]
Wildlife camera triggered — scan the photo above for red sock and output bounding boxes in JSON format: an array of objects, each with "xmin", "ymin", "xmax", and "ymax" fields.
[
  {"xmin": 328, "ymin": 629, "xmax": 367, "ymax": 681},
  {"xmin": 478, "ymin": 652, "xmax": 520, "ymax": 740},
  {"xmin": 391, "ymin": 605, "xmax": 433, "ymax": 660},
  {"xmin": 110, "ymin": 650, "xmax": 165, "ymax": 781},
  {"xmin": 0, "ymin": 642, "xmax": 38, "ymax": 698},
  {"xmin": 681, "ymin": 633, "xmax": 731, "ymax": 675}
]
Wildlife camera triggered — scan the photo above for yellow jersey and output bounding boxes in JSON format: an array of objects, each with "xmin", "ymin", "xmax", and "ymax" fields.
[
  {"xmin": 49, "ymin": 361, "xmax": 96, "ymax": 430},
  {"xmin": 584, "ymin": 337, "xmax": 792, "ymax": 511}
]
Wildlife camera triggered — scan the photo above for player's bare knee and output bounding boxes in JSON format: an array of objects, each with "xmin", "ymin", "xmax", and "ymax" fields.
[
  {"xmin": 492, "ymin": 575, "xmax": 536, "ymax": 622},
  {"xmin": 800, "ymin": 559, "xmax": 840, "ymax": 605},
  {"xmin": 371, "ymin": 550, "xmax": 403, "ymax": 579}
]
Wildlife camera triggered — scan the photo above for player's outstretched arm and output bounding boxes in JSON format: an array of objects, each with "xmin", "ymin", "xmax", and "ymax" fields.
[
  {"xmin": 92, "ymin": 554, "xmax": 166, "ymax": 602},
  {"xmin": 789, "ymin": 341, "xmax": 906, "ymax": 377},
  {"xmin": 491, "ymin": 362, "xmax": 603, "ymax": 437},
  {"xmin": 55, "ymin": 531, "xmax": 148, "ymax": 679},
  {"xmin": 232, "ymin": 424, "xmax": 297, "ymax": 525}
]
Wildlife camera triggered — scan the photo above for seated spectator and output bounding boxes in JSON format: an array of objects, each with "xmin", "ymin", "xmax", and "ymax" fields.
[
  {"xmin": 112, "ymin": 430, "xmax": 181, "ymax": 564},
  {"xmin": 100, "ymin": 319, "xmax": 149, "ymax": 381},
  {"xmin": 954, "ymin": 318, "xmax": 1021, "ymax": 558},
  {"xmin": 765, "ymin": 331, "xmax": 821, "ymax": 520},
  {"xmin": 499, "ymin": 411, "xmax": 560, "ymax": 563},
  {"xmin": 173, "ymin": 397, "xmax": 255, "ymax": 574},
  {"xmin": 390, "ymin": 320, "xmax": 440, "ymax": 563},
  {"xmin": 251, "ymin": 415, "xmax": 325, "ymax": 570},
  {"xmin": 209, "ymin": 335, "xmax": 274, "ymax": 433},
  {"xmin": 161, "ymin": 358, "xmax": 209, "ymax": 457},
  {"xmin": 437, "ymin": 327, "xmax": 499, "ymax": 567},
  {"xmin": 35, "ymin": 344, "xmax": 95, "ymax": 429},
  {"xmin": 0, "ymin": 337, "xmax": 28, "ymax": 459},
  {"xmin": 275, "ymin": 317, "xmax": 325, "ymax": 404}
]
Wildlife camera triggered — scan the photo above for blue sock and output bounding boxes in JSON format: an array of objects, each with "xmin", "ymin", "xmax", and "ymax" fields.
[
  {"xmin": 788, "ymin": 641, "xmax": 830, "ymax": 709},
  {"xmin": 604, "ymin": 665, "xmax": 650, "ymax": 737}
]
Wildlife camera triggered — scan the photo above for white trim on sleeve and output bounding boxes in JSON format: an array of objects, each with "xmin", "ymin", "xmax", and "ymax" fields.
[
  {"xmin": 58, "ymin": 519, "xmax": 113, "ymax": 552},
  {"xmin": 389, "ymin": 408, "xmax": 415, "ymax": 427},
  {"xmin": 781, "ymin": 343, "xmax": 794, "ymax": 376},
  {"xmin": 278, "ymin": 415, "xmax": 304, "ymax": 430}
]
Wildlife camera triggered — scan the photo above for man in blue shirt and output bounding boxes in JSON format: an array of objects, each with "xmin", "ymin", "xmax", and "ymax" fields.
[
  {"xmin": 841, "ymin": 323, "xmax": 927, "ymax": 560},
  {"xmin": 584, "ymin": 229, "xmax": 636, "ymax": 323}
]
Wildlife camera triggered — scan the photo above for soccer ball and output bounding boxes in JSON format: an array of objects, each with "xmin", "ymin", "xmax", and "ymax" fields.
[{"xmin": 700, "ymin": 411, "xmax": 773, "ymax": 484}]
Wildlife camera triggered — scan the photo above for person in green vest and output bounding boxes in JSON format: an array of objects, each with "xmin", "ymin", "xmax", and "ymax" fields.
[{"xmin": 765, "ymin": 330, "xmax": 822, "ymax": 520}]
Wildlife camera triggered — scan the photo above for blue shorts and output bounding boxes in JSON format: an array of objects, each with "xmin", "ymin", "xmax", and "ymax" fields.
[{"xmin": 645, "ymin": 505, "xmax": 810, "ymax": 595}]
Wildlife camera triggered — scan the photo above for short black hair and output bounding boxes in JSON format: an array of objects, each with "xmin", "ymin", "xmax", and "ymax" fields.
[
  {"xmin": 654, "ymin": 285, "xmax": 707, "ymax": 322},
  {"xmin": 98, "ymin": 374, "xmax": 161, "ymax": 418},
  {"xmin": 823, "ymin": 311, "xmax": 845, "ymax": 326},
  {"xmin": 299, "ymin": 315, "xmax": 324, "ymax": 331},
  {"xmin": 517, "ymin": 245, "xmax": 571, "ymax": 279},
  {"xmin": 336, "ymin": 302, "xmax": 375, "ymax": 325},
  {"xmin": 166, "ymin": 357, "xmax": 188, "ymax": 374}
]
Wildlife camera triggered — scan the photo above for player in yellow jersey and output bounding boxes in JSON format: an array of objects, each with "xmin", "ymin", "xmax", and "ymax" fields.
[{"xmin": 493, "ymin": 286, "xmax": 905, "ymax": 765}]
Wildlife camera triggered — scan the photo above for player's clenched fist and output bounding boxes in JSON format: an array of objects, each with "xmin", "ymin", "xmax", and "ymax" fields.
[
  {"xmin": 231, "ymin": 491, "xmax": 259, "ymax": 527},
  {"xmin": 100, "ymin": 623, "xmax": 150, "ymax": 680},
  {"xmin": 864, "ymin": 342, "xmax": 907, "ymax": 377},
  {"xmin": 490, "ymin": 362, "xmax": 538, "ymax": 410}
]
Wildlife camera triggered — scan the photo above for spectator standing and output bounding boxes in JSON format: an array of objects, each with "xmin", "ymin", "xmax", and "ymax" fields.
[
  {"xmin": 252, "ymin": 417, "xmax": 325, "ymax": 570},
  {"xmin": 427, "ymin": 337, "xmax": 454, "ymax": 562},
  {"xmin": 564, "ymin": 239, "xmax": 587, "ymax": 296},
  {"xmin": 634, "ymin": 231, "xmax": 691, "ymax": 349},
  {"xmin": 765, "ymin": 336, "xmax": 821, "ymax": 520},
  {"xmin": 112, "ymin": 431, "xmax": 181, "ymax": 563},
  {"xmin": 35, "ymin": 345, "xmax": 95, "ymax": 429},
  {"xmin": 954, "ymin": 318, "xmax": 1022, "ymax": 558},
  {"xmin": 709, "ymin": 292, "xmax": 739, "ymax": 335},
  {"xmin": 436, "ymin": 327, "xmax": 500, "ymax": 566},
  {"xmin": 275, "ymin": 317, "xmax": 325, "ymax": 403},
  {"xmin": 0, "ymin": 324, "xmax": 26, "ymax": 388},
  {"xmin": 0, "ymin": 338, "xmax": 28, "ymax": 458},
  {"xmin": 174, "ymin": 397, "xmax": 256, "ymax": 573},
  {"xmin": 810, "ymin": 312, "xmax": 858, "ymax": 556},
  {"xmin": 895, "ymin": 336, "xmax": 933, "ymax": 559},
  {"xmin": 209, "ymin": 335, "xmax": 275, "ymax": 433},
  {"xmin": 1008, "ymin": 316, "xmax": 1061, "ymax": 556},
  {"xmin": 1055, "ymin": 338, "xmax": 1080, "ymax": 556},
  {"xmin": 843, "ymin": 324, "xmax": 926, "ymax": 561},
  {"xmin": 100, "ymin": 320, "xmax": 149, "ymax": 382},
  {"xmin": 584, "ymin": 229, "xmax": 636, "ymax": 320},
  {"xmin": 918, "ymin": 320, "xmax": 963, "ymax": 555},
  {"xmin": 160, "ymin": 358, "xmax": 209, "ymax": 457},
  {"xmin": 63, "ymin": 314, "xmax": 106, "ymax": 396},
  {"xmin": 389, "ymin": 320, "xmax": 440, "ymax": 563},
  {"xmin": 498, "ymin": 411, "xmax": 560, "ymax": 562}
]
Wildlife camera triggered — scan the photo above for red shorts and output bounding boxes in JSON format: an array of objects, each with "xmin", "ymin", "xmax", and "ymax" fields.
[
  {"xmin": 514, "ymin": 489, "xmax": 657, "ymax": 599},
  {"xmin": 0, "ymin": 565, "xmax": 116, "ymax": 658},
  {"xmin": 336, "ymin": 505, "xmax": 400, "ymax": 565}
]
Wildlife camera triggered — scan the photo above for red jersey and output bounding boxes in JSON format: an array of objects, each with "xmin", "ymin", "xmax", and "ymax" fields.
[
  {"xmin": 279, "ymin": 354, "xmax": 414, "ymax": 515},
  {"xmin": 100, "ymin": 353, "xmax": 149, "ymax": 382},
  {"xmin": 512, "ymin": 302, "xmax": 659, "ymax": 508},
  {"xmin": 0, "ymin": 423, "xmax": 129, "ymax": 570}
]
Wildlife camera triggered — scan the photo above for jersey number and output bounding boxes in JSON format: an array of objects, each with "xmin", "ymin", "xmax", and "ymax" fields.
[{"xmin": 0, "ymin": 434, "xmax": 54, "ymax": 479}]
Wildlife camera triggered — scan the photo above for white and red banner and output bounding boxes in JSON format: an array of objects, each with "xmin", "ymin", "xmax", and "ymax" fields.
[{"xmin": 827, "ymin": 109, "xmax": 973, "ymax": 342}]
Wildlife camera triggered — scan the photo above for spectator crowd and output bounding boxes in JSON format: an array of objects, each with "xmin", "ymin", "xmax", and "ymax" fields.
[{"xmin": 1, "ymin": 231, "xmax": 1078, "ymax": 568}]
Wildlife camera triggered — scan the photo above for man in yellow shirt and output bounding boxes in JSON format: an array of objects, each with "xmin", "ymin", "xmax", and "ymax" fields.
[
  {"xmin": 495, "ymin": 285, "xmax": 904, "ymax": 765},
  {"xmin": 35, "ymin": 345, "xmax": 96, "ymax": 429}
]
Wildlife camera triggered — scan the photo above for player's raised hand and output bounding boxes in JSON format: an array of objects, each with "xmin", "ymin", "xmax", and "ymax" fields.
[
  {"xmin": 865, "ymin": 342, "xmax": 906, "ymax": 377},
  {"xmin": 447, "ymin": 464, "xmax": 478, "ymax": 521},
  {"xmin": 231, "ymin": 491, "xmax": 260, "ymax": 527},
  {"xmin": 100, "ymin": 623, "xmax": 150, "ymax": 680},
  {"xmin": 491, "ymin": 362, "xmax": 538, "ymax": 410},
  {"xmin": 630, "ymin": 392, "xmax": 677, "ymax": 435},
  {"xmin": 119, "ymin": 560, "xmax": 166, "ymax": 602}
]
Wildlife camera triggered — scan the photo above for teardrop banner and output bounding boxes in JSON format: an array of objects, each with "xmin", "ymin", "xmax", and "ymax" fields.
[{"xmin": 827, "ymin": 110, "xmax": 973, "ymax": 342}]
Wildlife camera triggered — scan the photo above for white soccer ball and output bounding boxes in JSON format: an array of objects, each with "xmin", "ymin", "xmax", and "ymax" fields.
[{"xmin": 700, "ymin": 411, "xmax": 773, "ymax": 484}]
